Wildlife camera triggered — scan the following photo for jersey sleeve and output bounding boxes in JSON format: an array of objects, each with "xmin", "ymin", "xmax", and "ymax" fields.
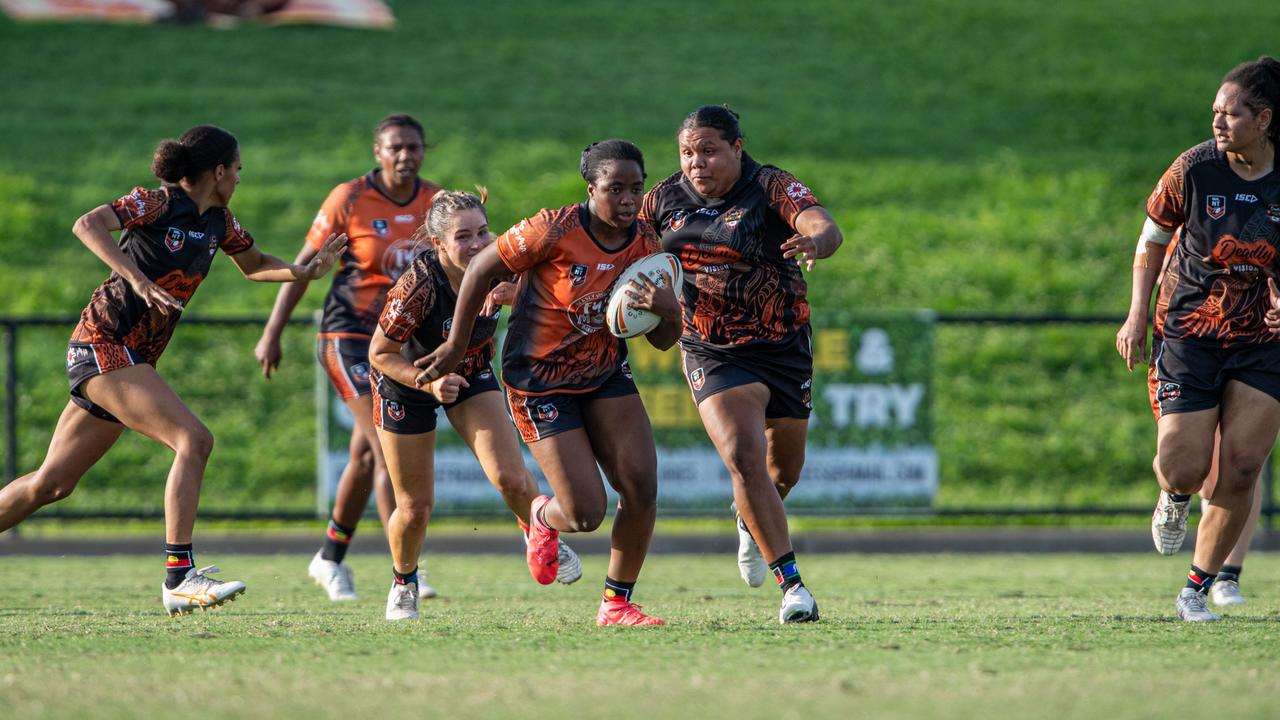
[
  {"xmin": 110, "ymin": 187, "xmax": 169, "ymax": 229},
  {"xmin": 378, "ymin": 260, "xmax": 433, "ymax": 343},
  {"xmin": 639, "ymin": 220, "xmax": 662, "ymax": 255},
  {"xmin": 220, "ymin": 210, "xmax": 255, "ymax": 255},
  {"xmin": 1146, "ymin": 155, "xmax": 1187, "ymax": 231},
  {"xmin": 496, "ymin": 210, "xmax": 559, "ymax": 274},
  {"xmin": 305, "ymin": 183, "xmax": 352, "ymax": 251},
  {"xmin": 762, "ymin": 168, "xmax": 821, "ymax": 228},
  {"xmin": 638, "ymin": 188, "xmax": 660, "ymax": 230}
]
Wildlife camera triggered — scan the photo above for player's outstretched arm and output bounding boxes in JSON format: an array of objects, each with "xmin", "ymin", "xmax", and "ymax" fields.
[
  {"xmin": 413, "ymin": 243, "xmax": 509, "ymax": 385},
  {"xmin": 231, "ymin": 233, "xmax": 348, "ymax": 283},
  {"xmin": 781, "ymin": 206, "xmax": 843, "ymax": 272},
  {"xmin": 254, "ymin": 242, "xmax": 322, "ymax": 380}
]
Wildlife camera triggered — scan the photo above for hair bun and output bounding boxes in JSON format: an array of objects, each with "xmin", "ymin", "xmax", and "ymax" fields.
[{"xmin": 151, "ymin": 139, "xmax": 189, "ymax": 183}]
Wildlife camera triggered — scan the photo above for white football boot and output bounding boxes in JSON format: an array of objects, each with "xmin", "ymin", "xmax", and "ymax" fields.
[
  {"xmin": 734, "ymin": 510, "xmax": 767, "ymax": 587},
  {"xmin": 779, "ymin": 584, "xmax": 820, "ymax": 624},
  {"xmin": 1210, "ymin": 579, "xmax": 1246, "ymax": 606},
  {"xmin": 556, "ymin": 539, "xmax": 583, "ymax": 584},
  {"xmin": 308, "ymin": 551, "xmax": 357, "ymax": 601},
  {"xmin": 1151, "ymin": 491, "xmax": 1191, "ymax": 555},
  {"xmin": 162, "ymin": 565, "xmax": 246, "ymax": 616},
  {"xmin": 1175, "ymin": 588, "xmax": 1221, "ymax": 622},
  {"xmin": 417, "ymin": 570, "xmax": 438, "ymax": 600},
  {"xmin": 386, "ymin": 581, "xmax": 420, "ymax": 620}
]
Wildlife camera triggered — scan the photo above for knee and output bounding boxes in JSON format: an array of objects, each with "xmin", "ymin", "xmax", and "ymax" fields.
[
  {"xmin": 616, "ymin": 479, "xmax": 658, "ymax": 512},
  {"xmin": 722, "ymin": 443, "xmax": 768, "ymax": 484},
  {"xmin": 1216, "ymin": 453, "xmax": 1263, "ymax": 496},
  {"xmin": 1157, "ymin": 452, "xmax": 1209, "ymax": 495},
  {"xmin": 350, "ymin": 446, "xmax": 375, "ymax": 476},
  {"xmin": 494, "ymin": 470, "xmax": 534, "ymax": 498},
  {"xmin": 561, "ymin": 505, "xmax": 605, "ymax": 533},
  {"xmin": 29, "ymin": 470, "xmax": 78, "ymax": 505},
  {"xmin": 177, "ymin": 424, "xmax": 215, "ymax": 460},
  {"xmin": 397, "ymin": 497, "xmax": 434, "ymax": 530}
]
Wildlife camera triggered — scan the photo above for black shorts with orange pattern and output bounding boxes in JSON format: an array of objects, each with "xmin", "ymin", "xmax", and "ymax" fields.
[
  {"xmin": 679, "ymin": 327, "xmax": 814, "ymax": 419},
  {"xmin": 65, "ymin": 341, "xmax": 145, "ymax": 423},
  {"xmin": 371, "ymin": 366, "xmax": 501, "ymax": 435},
  {"xmin": 317, "ymin": 336, "xmax": 373, "ymax": 401},
  {"xmin": 505, "ymin": 360, "xmax": 638, "ymax": 443},
  {"xmin": 1149, "ymin": 336, "xmax": 1280, "ymax": 419}
]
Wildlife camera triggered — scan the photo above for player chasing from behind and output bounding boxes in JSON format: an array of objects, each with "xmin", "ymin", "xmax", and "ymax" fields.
[
  {"xmin": 254, "ymin": 114, "xmax": 443, "ymax": 602},
  {"xmin": 641, "ymin": 106, "xmax": 843, "ymax": 623},
  {"xmin": 417, "ymin": 141, "xmax": 681, "ymax": 626},
  {"xmin": 0, "ymin": 125, "xmax": 346, "ymax": 615},
  {"xmin": 1115, "ymin": 56, "xmax": 1280, "ymax": 621},
  {"xmin": 366, "ymin": 190, "xmax": 582, "ymax": 621}
]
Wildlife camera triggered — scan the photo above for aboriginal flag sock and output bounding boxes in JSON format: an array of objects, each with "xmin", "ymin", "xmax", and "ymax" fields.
[
  {"xmin": 1217, "ymin": 564, "xmax": 1242, "ymax": 584},
  {"xmin": 1185, "ymin": 564, "xmax": 1216, "ymax": 593},
  {"xmin": 321, "ymin": 518, "xmax": 357, "ymax": 563},
  {"xmin": 393, "ymin": 566, "xmax": 419, "ymax": 587},
  {"xmin": 603, "ymin": 577, "xmax": 635, "ymax": 603},
  {"xmin": 770, "ymin": 551, "xmax": 803, "ymax": 593},
  {"xmin": 164, "ymin": 543, "xmax": 194, "ymax": 589},
  {"xmin": 1169, "ymin": 493, "xmax": 1193, "ymax": 503}
]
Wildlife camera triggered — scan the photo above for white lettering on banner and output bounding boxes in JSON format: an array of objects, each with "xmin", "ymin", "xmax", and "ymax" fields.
[{"xmin": 822, "ymin": 383, "xmax": 925, "ymax": 429}]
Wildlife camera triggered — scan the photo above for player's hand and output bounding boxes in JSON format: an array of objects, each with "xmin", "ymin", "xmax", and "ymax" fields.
[
  {"xmin": 296, "ymin": 233, "xmax": 348, "ymax": 280},
  {"xmin": 254, "ymin": 333, "xmax": 282, "ymax": 380},
  {"xmin": 1115, "ymin": 313, "xmax": 1148, "ymax": 371},
  {"xmin": 781, "ymin": 233, "xmax": 820, "ymax": 272},
  {"xmin": 414, "ymin": 340, "xmax": 465, "ymax": 386},
  {"xmin": 624, "ymin": 274, "xmax": 681, "ymax": 322},
  {"xmin": 426, "ymin": 373, "xmax": 469, "ymax": 404},
  {"xmin": 128, "ymin": 275, "xmax": 185, "ymax": 315},
  {"xmin": 481, "ymin": 281, "xmax": 517, "ymax": 317},
  {"xmin": 1266, "ymin": 278, "xmax": 1280, "ymax": 333}
]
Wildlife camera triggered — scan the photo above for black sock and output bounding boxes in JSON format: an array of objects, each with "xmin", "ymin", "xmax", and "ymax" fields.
[
  {"xmin": 1169, "ymin": 493, "xmax": 1192, "ymax": 503},
  {"xmin": 164, "ymin": 543, "xmax": 194, "ymax": 590},
  {"xmin": 321, "ymin": 518, "xmax": 357, "ymax": 563},
  {"xmin": 1185, "ymin": 564, "xmax": 1216, "ymax": 593},
  {"xmin": 603, "ymin": 577, "xmax": 635, "ymax": 603},
  {"xmin": 393, "ymin": 566, "xmax": 419, "ymax": 586},
  {"xmin": 1217, "ymin": 564, "xmax": 1242, "ymax": 584},
  {"xmin": 769, "ymin": 551, "xmax": 803, "ymax": 592}
]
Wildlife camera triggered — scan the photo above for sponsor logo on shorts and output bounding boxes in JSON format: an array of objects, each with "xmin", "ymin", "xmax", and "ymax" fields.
[
  {"xmin": 1268, "ymin": 204, "xmax": 1280, "ymax": 224},
  {"xmin": 350, "ymin": 363, "xmax": 370, "ymax": 384},
  {"xmin": 669, "ymin": 210, "xmax": 687, "ymax": 232},
  {"xmin": 689, "ymin": 367, "xmax": 706, "ymax": 391},
  {"xmin": 164, "ymin": 227, "xmax": 185, "ymax": 252},
  {"xmin": 621, "ymin": 360, "xmax": 633, "ymax": 379},
  {"xmin": 442, "ymin": 317, "xmax": 452, "ymax": 339},
  {"xmin": 569, "ymin": 264, "xmax": 589, "ymax": 287},
  {"xmin": 372, "ymin": 219, "xmax": 390, "ymax": 236},
  {"xmin": 785, "ymin": 181, "xmax": 812, "ymax": 200},
  {"xmin": 536, "ymin": 403, "xmax": 559, "ymax": 422},
  {"xmin": 387, "ymin": 401, "xmax": 405, "ymax": 421},
  {"xmin": 802, "ymin": 378, "xmax": 813, "ymax": 409},
  {"xmin": 722, "ymin": 208, "xmax": 745, "ymax": 228},
  {"xmin": 1158, "ymin": 382, "xmax": 1182, "ymax": 402},
  {"xmin": 1206, "ymin": 195, "xmax": 1226, "ymax": 220}
]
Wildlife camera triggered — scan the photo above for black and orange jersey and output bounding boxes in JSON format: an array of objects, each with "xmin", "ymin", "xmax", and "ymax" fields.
[
  {"xmin": 496, "ymin": 204, "xmax": 662, "ymax": 395},
  {"xmin": 1148, "ymin": 141, "xmax": 1280, "ymax": 346},
  {"xmin": 376, "ymin": 252, "xmax": 500, "ymax": 397},
  {"xmin": 70, "ymin": 185, "xmax": 254, "ymax": 364},
  {"xmin": 640, "ymin": 153, "xmax": 821, "ymax": 351},
  {"xmin": 307, "ymin": 170, "xmax": 442, "ymax": 337}
]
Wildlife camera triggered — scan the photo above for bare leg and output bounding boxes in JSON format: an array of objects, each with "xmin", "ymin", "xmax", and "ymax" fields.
[
  {"xmin": 82, "ymin": 366, "xmax": 215, "ymax": 544},
  {"xmin": 526, "ymin": 430, "xmax": 608, "ymax": 534},
  {"xmin": 377, "ymin": 426, "xmax": 435, "ymax": 575},
  {"xmin": 765, "ymin": 416, "xmax": 808, "ymax": 500},
  {"xmin": 329, "ymin": 394, "xmax": 380, "ymax": 528},
  {"xmin": 583, "ymin": 393, "xmax": 658, "ymax": 583},
  {"xmin": 0, "ymin": 402, "xmax": 124, "ymax": 532},
  {"xmin": 446, "ymin": 391, "xmax": 538, "ymax": 523},
  {"xmin": 697, "ymin": 384, "xmax": 792, "ymax": 563},
  {"xmin": 1154, "ymin": 407, "xmax": 1219, "ymax": 496},
  {"xmin": 1199, "ymin": 432, "xmax": 1263, "ymax": 567}
]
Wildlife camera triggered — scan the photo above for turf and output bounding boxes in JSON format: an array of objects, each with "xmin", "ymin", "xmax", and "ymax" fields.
[
  {"xmin": 1, "ymin": 552, "xmax": 1277, "ymax": 719},
  {"xmin": 3, "ymin": 2, "xmax": 1280, "ymax": 512}
]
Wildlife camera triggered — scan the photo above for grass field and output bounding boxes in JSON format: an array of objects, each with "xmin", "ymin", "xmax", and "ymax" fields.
[
  {"xmin": 1, "ymin": 552, "xmax": 1277, "ymax": 719},
  {"xmin": 3, "ymin": 2, "xmax": 1280, "ymax": 511}
]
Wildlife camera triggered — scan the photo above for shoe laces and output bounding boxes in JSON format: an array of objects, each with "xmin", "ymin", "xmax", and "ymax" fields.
[
  {"xmin": 393, "ymin": 584, "xmax": 417, "ymax": 610},
  {"xmin": 1158, "ymin": 498, "xmax": 1186, "ymax": 527},
  {"xmin": 184, "ymin": 565, "xmax": 225, "ymax": 590},
  {"xmin": 331, "ymin": 564, "xmax": 355, "ymax": 593},
  {"xmin": 1215, "ymin": 579, "xmax": 1240, "ymax": 594},
  {"xmin": 1184, "ymin": 590, "xmax": 1210, "ymax": 613}
]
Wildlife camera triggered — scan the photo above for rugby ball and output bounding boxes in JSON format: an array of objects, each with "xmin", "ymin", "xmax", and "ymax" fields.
[{"xmin": 605, "ymin": 252, "xmax": 683, "ymax": 338}]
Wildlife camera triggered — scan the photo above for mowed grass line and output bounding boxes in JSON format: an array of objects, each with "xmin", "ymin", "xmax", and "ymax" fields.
[{"xmin": 1, "ymin": 553, "xmax": 1277, "ymax": 719}]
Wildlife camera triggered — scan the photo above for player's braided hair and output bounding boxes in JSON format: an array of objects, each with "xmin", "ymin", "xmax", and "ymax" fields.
[
  {"xmin": 679, "ymin": 104, "xmax": 743, "ymax": 143},
  {"xmin": 580, "ymin": 140, "xmax": 646, "ymax": 183},
  {"xmin": 1223, "ymin": 56, "xmax": 1280, "ymax": 144},
  {"xmin": 373, "ymin": 113, "xmax": 429, "ymax": 147},
  {"xmin": 151, "ymin": 125, "xmax": 238, "ymax": 183},
  {"xmin": 410, "ymin": 187, "xmax": 489, "ymax": 259}
]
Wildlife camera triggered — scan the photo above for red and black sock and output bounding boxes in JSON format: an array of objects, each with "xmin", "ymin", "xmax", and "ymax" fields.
[
  {"xmin": 603, "ymin": 577, "xmax": 635, "ymax": 603},
  {"xmin": 770, "ymin": 551, "xmax": 803, "ymax": 593},
  {"xmin": 1185, "ymin": 564, "xmax": 1216, "ymax": 593},
  {"xmin": 164, "ymin": 543, "xmax": 194, "ymax": 590},
  {"xmin": 321, "ymin": 518, "xmax": 357, "ymax": 564},
  {"xmin": 393, "ymin": 566, "xmax": 419, "ymax": 586}
]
